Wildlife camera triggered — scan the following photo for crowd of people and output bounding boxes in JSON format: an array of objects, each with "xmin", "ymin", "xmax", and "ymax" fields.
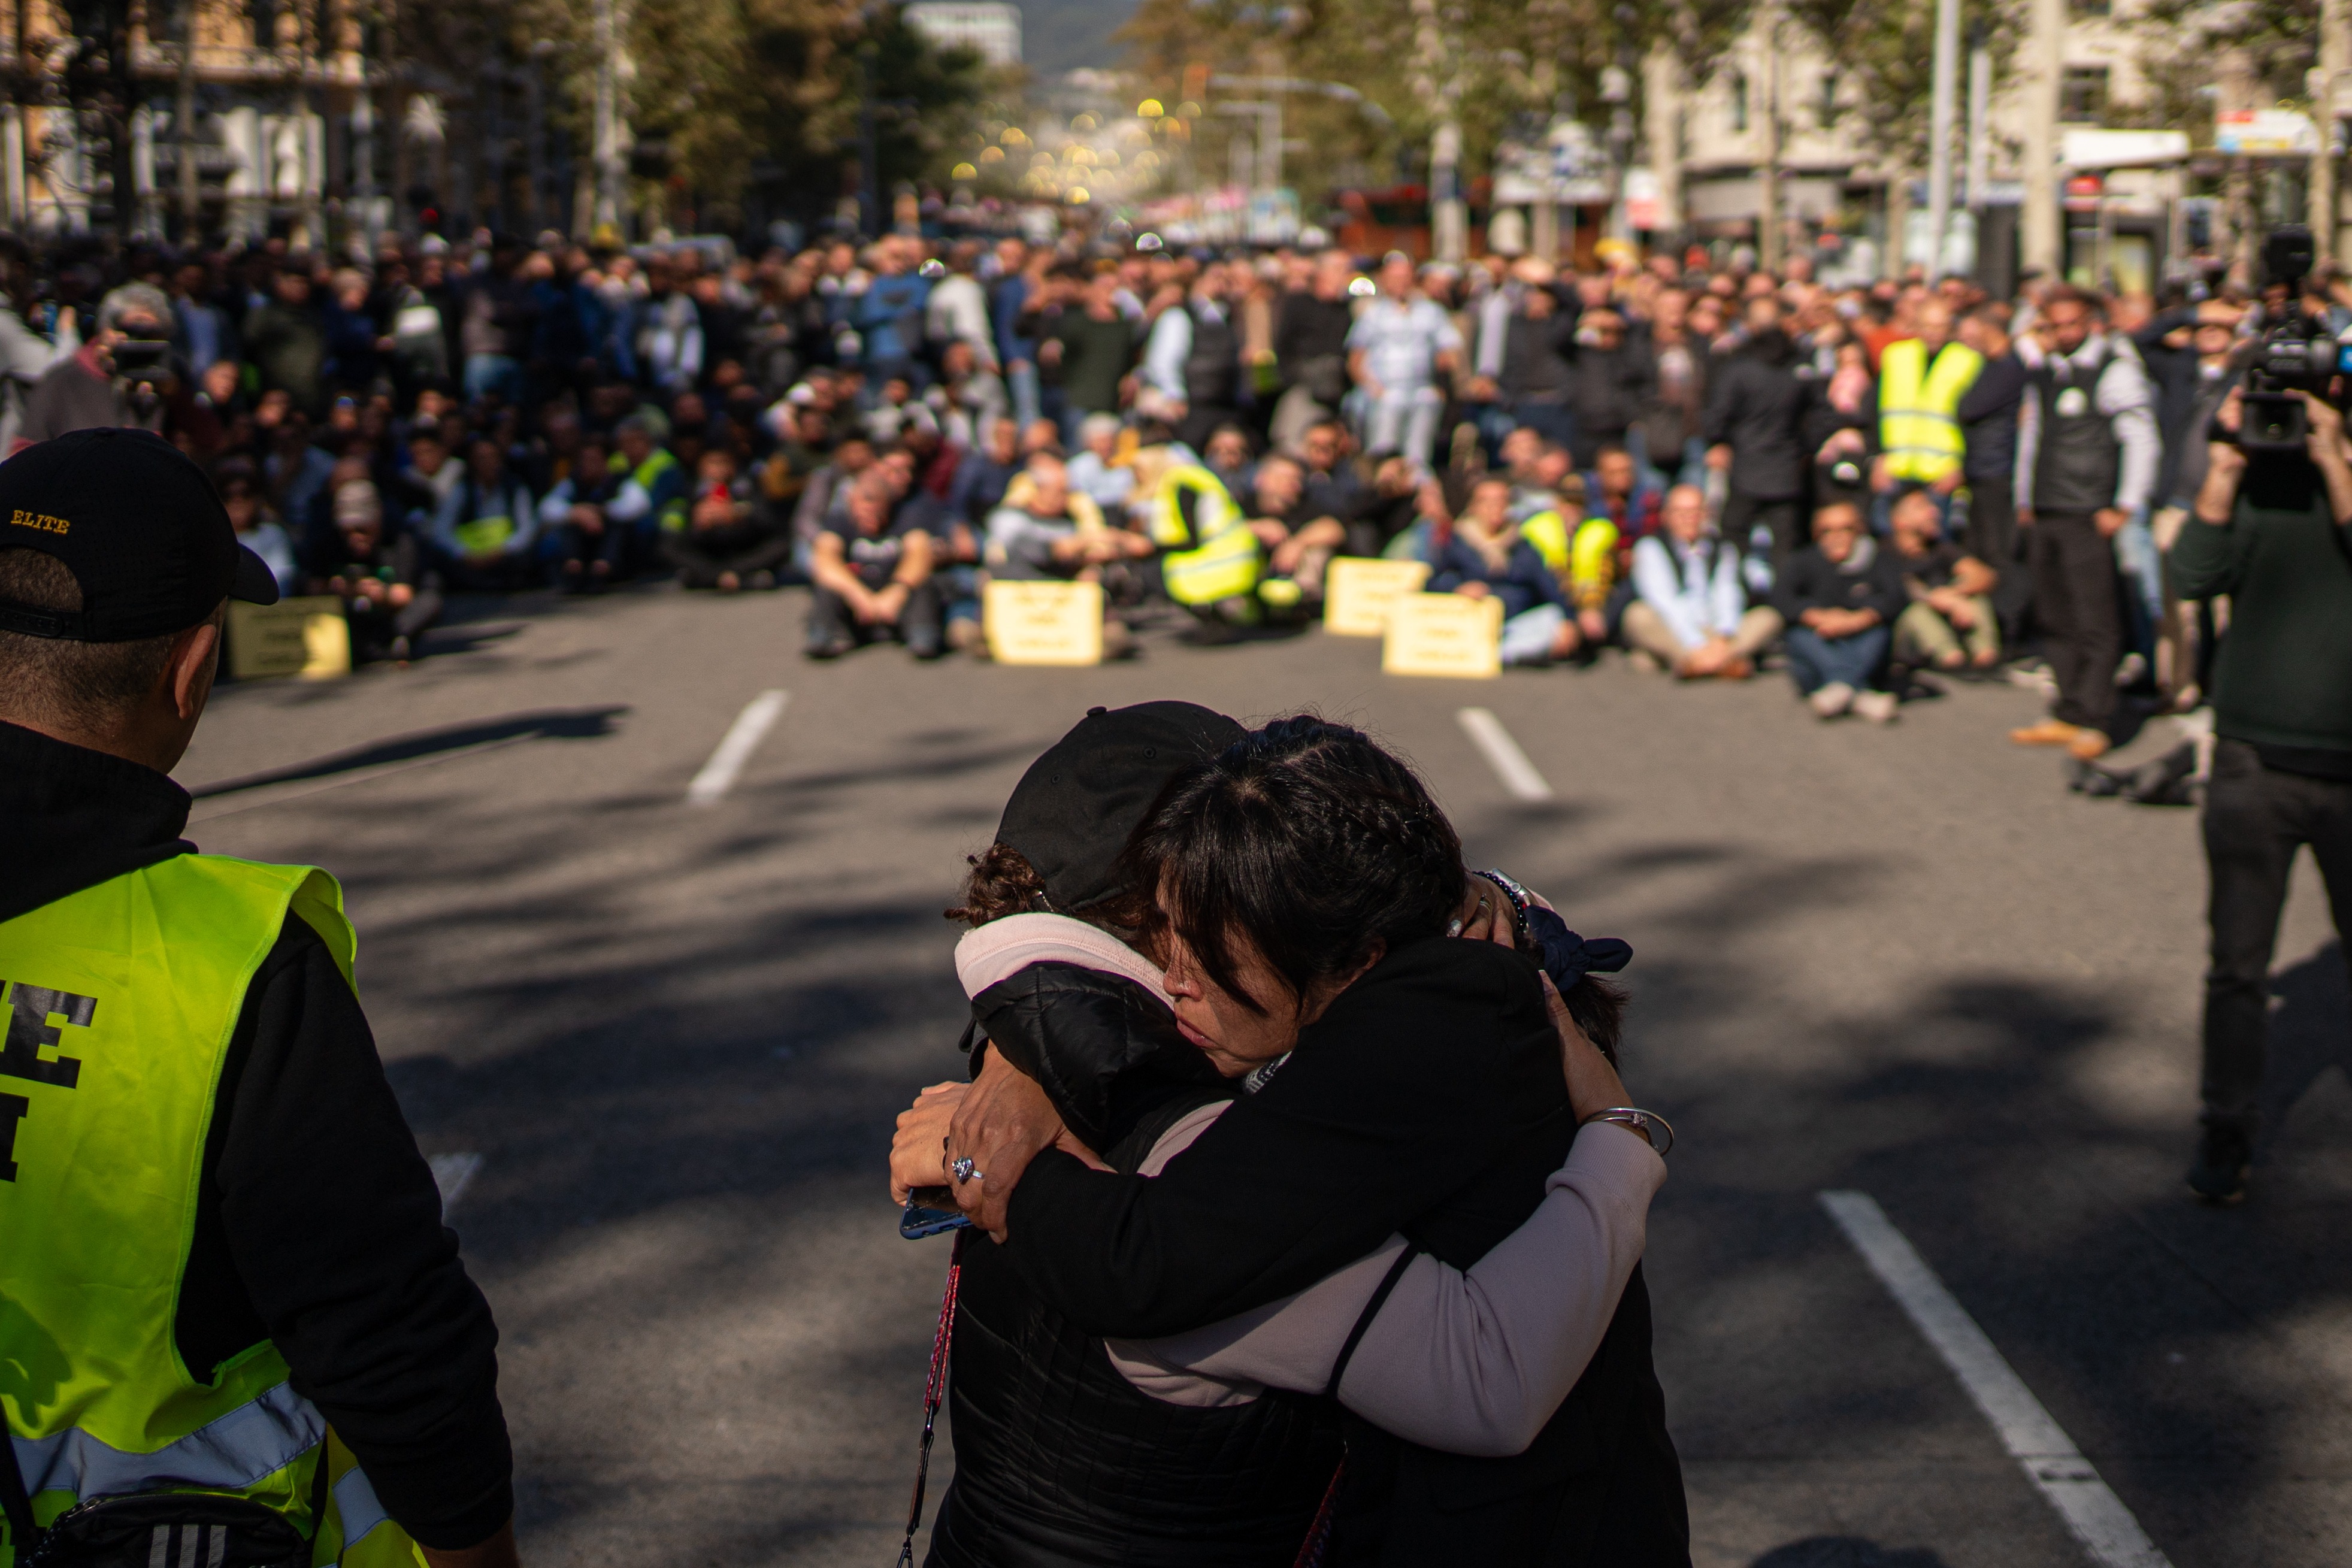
[{"xmin": 2, "ymin": 217, "xmax": 2326, "ymax": 753}]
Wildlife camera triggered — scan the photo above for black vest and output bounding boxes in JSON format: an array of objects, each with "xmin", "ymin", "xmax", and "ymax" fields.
[
  {"xmin": 927, "ymin": 1090, "xmax": 1345, "ymax": 1568},
  {"xmin": 2031, "ymin": 342, "xmax": 2122, "ymax": 514},
  {"xmin": 1324, "ymin": 1102, "xmax": 1691, "ymax": 1567},
  {"xmin": 1184, "ymin": 302, "xmax": 1239, "ymax": 409}
]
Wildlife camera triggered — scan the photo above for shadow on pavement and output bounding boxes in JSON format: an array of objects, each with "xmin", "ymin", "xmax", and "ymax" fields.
[
  {"xmin": 1752, "ymin": 1540, "xmax": 1950, "ymax": 1568},
  {"xmin": 187, "ymin": 706, "xmax": 628, "ymax": 797},
  {"xmin": 2257, "ymin": 940, "xmax": 2351, "ymax": 1160}
]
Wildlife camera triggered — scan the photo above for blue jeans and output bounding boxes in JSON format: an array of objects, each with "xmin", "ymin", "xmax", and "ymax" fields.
[
  {"xmin": 1785, "ymin": 625, "xmax": 1890, "ymax": 694},
  {"xmin": 1007, "ymin": 360, "xmax": 1042, "ymax": 430},
  {"xmin": 462, "ymin": 354, "xmax": 524, "ymax": 406}
]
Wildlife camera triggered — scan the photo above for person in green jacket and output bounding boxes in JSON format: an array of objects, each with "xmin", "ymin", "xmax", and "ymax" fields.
[{"xmin": 2173, "ymin": 388, "xmax": 2352, "ymax": 1204}]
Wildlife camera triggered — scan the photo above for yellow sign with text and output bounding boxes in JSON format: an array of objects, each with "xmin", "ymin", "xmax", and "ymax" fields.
[
  {"xmin": 1382, "ymin": 592, "xmax": 1503, "ymax": 679},
  {"xmin": 227, "ymin": 596, "xmax": 352, "ymax": 682},
  {"xmin": 984, "ymin": 579, "xmax": 1104, "ymax": 666},
  {"xmin": 1322, "ymin": 557, "xmax": 1431, "ymax": 637}
]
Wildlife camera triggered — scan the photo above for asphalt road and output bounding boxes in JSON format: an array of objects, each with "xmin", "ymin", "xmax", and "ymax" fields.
[{"xmin": 175, "ymin": 585, "xmax": 2348, "ymax": 1568}]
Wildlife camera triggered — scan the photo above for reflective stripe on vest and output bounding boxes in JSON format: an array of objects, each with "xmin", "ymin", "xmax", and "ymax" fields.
[
  {"xmin": 1878, "ymin": 338, "xmax": 1983, "ymax": 483},
  {"xmin": 1149, "ymin": 465, "xmax": 1261, "ymax": 606},
  {"xmin": 0, "ymin": 856, "xmax": 420, "ymax": 1566}
]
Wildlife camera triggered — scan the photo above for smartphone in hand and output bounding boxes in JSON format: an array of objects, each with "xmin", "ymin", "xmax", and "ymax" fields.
[{"xmin": 901, "ymin": 1185, "xmax": 971, "ymax": 1239}]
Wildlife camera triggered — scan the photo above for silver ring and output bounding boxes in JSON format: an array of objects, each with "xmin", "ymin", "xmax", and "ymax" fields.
[{"xmin": 951, "ymin": 1157, "xmax": 981, "ymax": 1182}]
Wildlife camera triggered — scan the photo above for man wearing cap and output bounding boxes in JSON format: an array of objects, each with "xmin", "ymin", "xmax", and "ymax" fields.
[
  {"xmin": 0, "ymin": 429, "xmax": 518, "ymax": 1566},
  {"xmin": 16, "ymin": 283, "xmax": 189, "ymax": 453}
]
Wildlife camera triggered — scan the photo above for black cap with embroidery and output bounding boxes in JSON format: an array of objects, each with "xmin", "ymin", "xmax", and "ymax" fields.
[
  {"xmin": 997, "ymin": 701, "xmax": 1246, "ymax": 911},
  {"xmin": 0, "ymin": 427, "xmax": 279, "ymax": 642}
]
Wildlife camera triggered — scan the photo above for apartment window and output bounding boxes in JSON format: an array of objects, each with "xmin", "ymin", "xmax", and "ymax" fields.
[
  {"xmin": 2060, "ymin": 66, "xmax": 2109, "ymax": 124},
  {"xmin": 1817, "ymin": 69, "xmax": 1842, "ymax": 128},
  {"xmin": 249, "ymin": 0, "xmax": 277, "ymax": 47},
  {"xmin": 1730, "ymin": 71, "xmax": 1749, "ymax": 133}
]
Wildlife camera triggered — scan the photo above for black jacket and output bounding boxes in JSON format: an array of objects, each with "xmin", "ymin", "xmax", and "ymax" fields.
[
  {"xmin": 1702, "ymin": 331, "xmax": 1811, "ymax": 501},
  {"xmin": 933, "ymin": 962, "xmax": 1340, "ymax": 1567},
  {"xmin": 0, "ymin": 721, "xmax": 512, "ymax": 1551},
  {"xmin": 1000, "ymin": 937, "xmax": 1689, "ymax": 1566},
  {"xmin": 1770, "ymin": 538, "xmax": 1907, "ymax": 627}
]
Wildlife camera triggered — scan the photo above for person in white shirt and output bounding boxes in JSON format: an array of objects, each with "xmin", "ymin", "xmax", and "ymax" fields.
[
  {"xmin": 1620, "ymin": 483, "xmax": 1782, "ymax": 679},
  {"xmin": 1345, "ymin": 252, "xmax": 1461, "ymax": 470},
  {"xmin": 1064, "ymin": 413, "xmax": 1135, "ymax": 511}
]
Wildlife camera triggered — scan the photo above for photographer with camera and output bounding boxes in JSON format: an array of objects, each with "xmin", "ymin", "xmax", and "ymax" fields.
[
  {"xmin": 2172, "ymin": 237, "xmax": 2352, "ymax": 1206},
  {"xmin": 14, "ymin": 282, "xmax": 209, "ymax": 453}
]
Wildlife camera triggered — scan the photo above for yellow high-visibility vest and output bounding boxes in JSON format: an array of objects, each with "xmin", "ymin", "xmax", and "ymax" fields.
[
  {"xmin": 1147, "ymin": 463, "xmax": 1263, "ymax": 606},
  {"xmin": 0, "ymin": 857, "xmax": 426, "ymax": 1567},
  {"xmin": 1878, "ymin": 338, "xmax": 1983, "ymax": 484}
]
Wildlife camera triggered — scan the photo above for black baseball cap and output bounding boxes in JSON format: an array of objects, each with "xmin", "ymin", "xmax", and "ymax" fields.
[
  {"xmin": 998, "ymin": 701, "xmax": 1246, "ymax": 912},
  {"xmin": 0, "ymin": 427, "xmax": 279, "ymax": 642}
]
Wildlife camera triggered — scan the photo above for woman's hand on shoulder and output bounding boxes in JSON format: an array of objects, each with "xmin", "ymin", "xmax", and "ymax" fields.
[
  {"xmin": 1455, "ymin": 874, "xmax": 1518, "ymax": 946},
  {"xmin": 948, "ymin": 1047, "xmax": 1070, "ymax": 1240}
]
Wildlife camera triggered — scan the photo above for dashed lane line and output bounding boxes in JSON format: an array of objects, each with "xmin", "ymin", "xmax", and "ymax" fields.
[
  {"xmin": 686, "ymin": 689, "xmax": 789, "ymax": 806},
  {"xmin": 429, "ymin": 1152, "xmax": 484, "ymax": 1215},
  {"xmin": 1819, "ymin": 1190, "xmax": 2174, "ymax": 1568},
  {"xmin": 1456, "ymin": 707, "xmax": 1555, "ymax": 802}
]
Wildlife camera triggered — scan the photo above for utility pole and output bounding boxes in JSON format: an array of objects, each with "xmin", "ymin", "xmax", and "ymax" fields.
[
  {"xmin": 1926, "ymin": 0, "xmax": 1959, "ymax": 279},
  {"xmin": 2020, "ymin": 0, "xmax": 2063, "ymax": 276},
  {"xmin": 1411, "ymin": 0, "xmax": 1464, "ymax": 262},
  {"xmin": 1643, "ymin": 38, "xmax": 1683, "ymax": 249},
  {"xmin": 591, "ymin": 0, "xmax": 625, "ymax": 235},
  {"xmin": 2217, "ymin": 48, "xmax": 2259, "ymax": 286},
  {"xmin": 1757, "ymin": 7, "xmax": 1782, "ymax": 273},
  {"xmin": 175, "ymin": 0, "xmax": 200, "ymax": 239},
  {"xmin": 1966, "ymin": 26, "xmax": 1990, "ymax": 212},
  {"xmin": 2312, "ymin": 0, "xmax": 2351, "ymax": 262}
]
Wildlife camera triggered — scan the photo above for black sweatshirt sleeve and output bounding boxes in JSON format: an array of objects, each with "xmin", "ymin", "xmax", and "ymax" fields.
[
  {"xmin": 998, "ymin": 940, "xmax": 1563, "ymax": 1338},
  {"xmin": 211, "ymin": 916, "xmax": 513, "ymax": 1550}
]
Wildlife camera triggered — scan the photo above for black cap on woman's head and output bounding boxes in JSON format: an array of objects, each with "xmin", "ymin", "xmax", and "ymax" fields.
[
  {"xmin": 997, "ymin": 701, "xmax": 1245, "ymax": 911},
  {"xmin": 0, "ymin": 428, "xmax": 279, "ymax": 641}
]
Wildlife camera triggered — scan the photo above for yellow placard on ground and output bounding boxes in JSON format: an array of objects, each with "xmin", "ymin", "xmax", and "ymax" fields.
[
  {"xmin": 1382, "ymin": 592, "xmax": 1503, "ymax": 679},
  {"xmin": 1322, "ymin": 557, "xmax": 1431, "ymax": 637},
  {"xmin": 984, "ymin": 579, "xmax": 1104, "ymax": 666},
  {"xmin": 227, "ymin": 596, "xmax": 351, "ymax": 682}
]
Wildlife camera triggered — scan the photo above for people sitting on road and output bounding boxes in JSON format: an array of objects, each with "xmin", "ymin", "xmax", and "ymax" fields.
[
  {"xmin": 664, "ymin": 446, "xmax": 793, "ymax": 592},
  {"xmin": 428, "ymin": 435, "xmax": 538, "ymax": 590},
  {"xmin": 1585, "ymin": 443, "xmax": 1663, "ymax": 562},
  {"xmin": 1886, "ymin": 486, "xmax": 2000, "ymax": 678},
  {"xmin": 1772, "ymin": 500, "xmax": 1906, "ymax": 724},
  {"xmin": 1202, "ymin": 422, "xmax": 1255, "ymax": 498},
  {"xmin": 1428, "ymin": 475, "xmax": 1581, "ymax": 667},
  {"xmin": 541, "ymin": 431, "xmax": 628, "ymax": 593},
  {"xmin": 602, "ymin": 410, "xmax": 690, "ymax": 574},
  {"xmin": 216, "ymin": 457, "xmax": 301, "ymax": 595},
  {"xmin": 311, "ymin": 477, "xmax": 441, "ymax": 664},
  {"xmin": 985, "ymin": 453, "xmax": 1151, "ymax": 583},
  {"xmin": 806, "ymin": 466, "xmax": 942, "ymax": 661},
  {"xmin": 1245, "ymin": 453, "xmax": 1346, "ymax": 598},
  {"xmin": 1065, "ymin": 411, "xmax": 1134, "ymax": 512},
  {"xmin": 1621, "ymin": 482, "xmax": 1781, "ymax": 680},
  {"xmin": 1514, "ymin": 471, "xmax": 1615, "ymax": 658}
]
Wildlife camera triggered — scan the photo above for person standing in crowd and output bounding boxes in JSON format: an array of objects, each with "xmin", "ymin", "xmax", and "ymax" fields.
[
  {"xmin": 1704, "ymin": 294, "xmax": 1813, "ymax": 577},
  {"xmin": 2008, "ymin": 286, "xmax": 2160, "ymax": 762},
  {"xmin": 1622, "ymin": 482, "xmax": 1779, "ymax": 679},
  {"xmin": 1022, "ymin": 264, "xmax": 1135, "ymax": 446},
  {"xmin": 1272, "ymin": 247, "xmax": 1357, "ymax": 450},
  {"xmin": 17, "ymin": 284, "xmax": 189, "ymax": 449},
  {"xmin": 242, "ymin": 265, "xmax": 328, "ymax": 416},
  {"xmin": 1139, "ymin": 258, "xmax": 1241, "ymax": 452},
  {"xmin": 1347, "ymin": 251, "xmax": 1460, "ymax": 471},
  {"xmin": 2172, "ymin": 391, "xmax": 2352, "ymax": 1204},
  {"xmin": 1953, "ymin": 302, "xmax": 2028, "ymax": 620},
  {"xmin": 1562, "ymin": 304, "xmax": 1654, "ymax": 471},
  {"xmin": 1872, "ymin": 299, "xmax": 1981, "ymax": 525},
  {"xmin": 1772, "ymin": 500, "xmax": 1905, "ymax": 724},
  {"xmin": 1489, "ymin": 265, "xmax": 1579, "ymax": 453},
  {"xmin": 0, "ymin": 431, "xmax": 516, "ymax": 1567}
]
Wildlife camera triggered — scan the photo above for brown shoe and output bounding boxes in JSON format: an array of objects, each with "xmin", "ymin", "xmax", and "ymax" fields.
[
  {"xmin": 2067, "ymin": 728, "xmax": 2112, "ymax": 761},
  {"xmin": 2009, "ymin": 720, "xmax": 2082, "ymax": 746},
  {"xmin": 1717, "ymin": 656, "xmax": 1754, "ymax": 681}
]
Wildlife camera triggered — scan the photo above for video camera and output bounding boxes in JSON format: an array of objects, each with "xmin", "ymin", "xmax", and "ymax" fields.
[
  {"xmin": 2237, "ymin": 225, "xmax": 2352, "ymax": 453},
  {"xmin": 109, "ymin": 331, "xmax": 172, "ymax": 387}
]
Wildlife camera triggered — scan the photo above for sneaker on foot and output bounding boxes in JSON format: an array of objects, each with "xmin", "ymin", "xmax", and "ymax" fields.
[
  {"xmin": 2187, "ymin": 1121, "xmax": 2251, "ymax": 1204},
  {"xmin": 1852, "ymin": 689, "xmax": 1900, "ymax": 724},
  {"xmin": 2010, "ymin": 719, "xmax": 2082, "ymax": 746},
  {"xmin": 1809, "ymin": 682, "xmax": 1856, "ymax": 719},
  {"xmin": 804, "ymin": 637, "xmax": 852, "ymax": 661},
  {"xmin": 2067, "ymin": 728, "xmax": 2112, "ymax": 761}
]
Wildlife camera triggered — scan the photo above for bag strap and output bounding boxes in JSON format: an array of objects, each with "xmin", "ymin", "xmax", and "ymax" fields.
[
  {"xmin": 0, "ymin": 1409, "xmax": 43, "ymax": 1563},
  {"xmin": 894, "ymin": 1231, "xmax": 965, "ymax": 1568},
  {"xmin": 1322, "ymin": 1243, "xmax": 1420, "ymax": 1401}
]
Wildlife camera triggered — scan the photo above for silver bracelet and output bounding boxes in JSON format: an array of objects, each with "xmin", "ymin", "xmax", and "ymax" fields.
[{"xmin": 1580, "ymin": 1107, "xmax": 1674, "ymax": 1158}]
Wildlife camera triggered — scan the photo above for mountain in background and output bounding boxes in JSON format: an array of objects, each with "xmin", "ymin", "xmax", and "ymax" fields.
[{"xmin": 1016, "ymin": 0, "xmax": 1139, "ymax": 76}]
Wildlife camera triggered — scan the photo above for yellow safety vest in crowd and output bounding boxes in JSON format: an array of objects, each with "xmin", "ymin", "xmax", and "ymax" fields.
[
  {"xmin": 1146, "ymin": 463, "xmax": 1262, "ymax": 607},
  {"xmin": 1878, "ymin": 338, "xmax": 1984, "ymax": 484},
  {"xmin": 1521, "ymin": 509, "xmax": 1620, "ymax": 612},
  {"xmin": 0, "ymin": 856, "xmax": 425, "ymax": 1568}
]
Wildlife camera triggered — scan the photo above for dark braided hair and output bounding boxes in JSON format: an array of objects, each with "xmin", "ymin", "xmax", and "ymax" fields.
[
  {"xmin": 946, "ymin": 840, "xmax": 1156, "ymax": 937},
  {"xmin": 1118, "ymin": 716, "xmax": 1466, "ymax": 1015}
]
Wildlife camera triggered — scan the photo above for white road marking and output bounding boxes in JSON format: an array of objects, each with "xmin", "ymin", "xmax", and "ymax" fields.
[
  {"xmin": 1819, "ymin": 1191, "xmax": 2174, "ymax": 1568},
  {"xmin": 687, "ymin": 690, "xmax": 789, "ymax": 806},
  {"xmin": 1456, "ymin": 707, "xmax": 1554, "ymax": 802},
  {"xmin": 430, "ymin": 1152, "xmax": 484, "ymax": 1215}
]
